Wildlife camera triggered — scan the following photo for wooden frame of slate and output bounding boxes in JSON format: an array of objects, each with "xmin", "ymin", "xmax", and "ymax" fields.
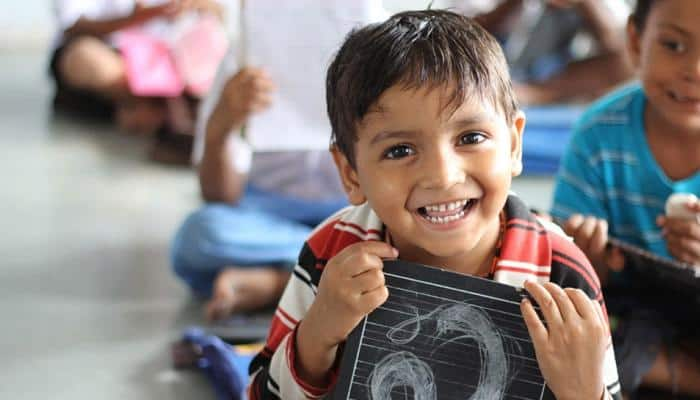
[{"xmin": 331, "ymin": 260, "xmax": 555, "ymax": 400}]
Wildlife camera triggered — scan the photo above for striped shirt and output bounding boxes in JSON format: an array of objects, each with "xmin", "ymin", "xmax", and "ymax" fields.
[
  {"xmin": 551, "ymin": 84, "xmax": 700, "ymax": 259},
  {"xmin": 247, "ymin": 195, "xmax": 621, "ymax": 399}
]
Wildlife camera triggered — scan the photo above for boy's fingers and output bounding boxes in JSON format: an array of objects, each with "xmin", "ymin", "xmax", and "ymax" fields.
[
  {"xmin": 592, "ymin": 298, "xmax": 608, "ymax": 331},
  {"xmin": 663, "ymin": 219, "xmax": 700, "ymax": 240},
  {"xmin": 564, "ymin": 288, "xmax": 597, "ymax": 321},
  {"xmin": 605, "ymin": 247, "xmax": 626, "ymax": 271},
  {"xmin": 254, "ymin": 80, "xmax": 276, "ymax": 94},
  {"xmin": 361, "ymin": 285, "xmax": 390, "ymax": 310},
  {"xmin": 666, "ymin": 234, "xmax": 700, "ymax": 253},
  {"xmin": 250, "ymin": 95, "xmax": 273, "ymax": 111},
  {"xmin": 524, "ymin": 281, "xmax": 563, "ymax": 328},
  {"xmin": 667, "ymin": 241, "xmax": 700, "ymax": 265},
  {"xmin": 591, "ymin": 219, "xmax": 608, "ymax": 253},
  {"xmin": 563, "ymin": 214, "xmax": 584, "ymax": 236},
  {"xmin": 357, "ymin": 240, "xmax": 400, "ymax": 260},
  {"xmin": 687, "ymin": 201, "xmax": 700, "ymax": 213},
  {"xmin": 521, "ymin": 298, "xmax": 548, "ymax": 343},
  {"xmin": 335, "ymin": 241, "xmax": 397, "ymax": 277},
  {"xmin": 543, "ymin": 282, "xmax": 578, "ymax": 322},
  {"xmin": 352, "ymin": 268, "xmax": 385, "ymax": 294},
  {"xmin": 578, "ymin": 216, "xmax": 599, "ymax": 251}
]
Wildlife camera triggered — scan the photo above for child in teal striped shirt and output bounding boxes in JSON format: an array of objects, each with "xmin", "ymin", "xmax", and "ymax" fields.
[{"xmin": 551, "ymin": 0, "xmax": 700, "ymax": 396}]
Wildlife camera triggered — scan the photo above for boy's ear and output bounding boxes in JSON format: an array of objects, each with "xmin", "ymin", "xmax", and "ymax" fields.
[
  {"xmin": 626, "ymin": 17, "xmax": 642, "ymax": 69},
  {"xmin": 510, "ymin": 110, "xmax": 525, "ymax": 177},
  {"xmin": 331, "ymin": 146, "xmax": 367, "ymax": 205}
]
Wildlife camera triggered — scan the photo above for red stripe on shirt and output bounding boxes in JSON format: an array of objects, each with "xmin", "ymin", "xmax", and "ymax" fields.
[{"xmin": 335, "ymin": 220, "xmax": 382, "ymax": 236}]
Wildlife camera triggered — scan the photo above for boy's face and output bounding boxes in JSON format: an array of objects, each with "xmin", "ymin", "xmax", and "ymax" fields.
[
  {"xmin": 628, "ymin": 0, "xmax": 700, "ymax": 133},
  {"xmin": 333, "ymin": 84, "xmax": 525, "ymax": 264}
]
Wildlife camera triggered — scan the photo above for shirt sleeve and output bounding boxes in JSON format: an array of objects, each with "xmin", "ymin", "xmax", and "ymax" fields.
[
  {"xmin": 247, "ymin": 245, "xmax": 337, "ymax": 400},
  {"xmin": 53, "ymin": 0, "xmax": 98, "ymax": 31}
]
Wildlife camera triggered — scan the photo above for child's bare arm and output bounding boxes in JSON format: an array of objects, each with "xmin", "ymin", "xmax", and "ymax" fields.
[
  {"xmin": 295, "ymin": 241, "xmax": 397, "ymax": 387},
  {"xmin": 521, "ymin": 281, "xmax": 610, "ymax": 400},
  {"xmin": 64, "ymin": 2, "xmax": 179, "ymax": 38},
  {"xmin": 199, "ymin": 68, "xmax": 274, "ymax": 203}
]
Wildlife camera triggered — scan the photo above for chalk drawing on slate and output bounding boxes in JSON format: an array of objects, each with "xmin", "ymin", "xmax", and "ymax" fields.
[{"xmin": 332, "ymin": 260, "xmax": 555, "ymax": 400}]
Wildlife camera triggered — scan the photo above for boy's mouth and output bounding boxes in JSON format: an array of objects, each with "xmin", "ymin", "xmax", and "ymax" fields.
[
  {"xmin": 668, "ymin": 90, "xmax": 700, "ymax": 108},
  {"xmin": 416, "ymin": 198, "xmax": 477, "ymax": 225}
]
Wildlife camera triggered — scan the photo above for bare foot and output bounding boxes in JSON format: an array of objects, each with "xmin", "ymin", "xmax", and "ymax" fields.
[{"xmin": 205, "ymin": 267, "xmax": 291, "ymax": 321}]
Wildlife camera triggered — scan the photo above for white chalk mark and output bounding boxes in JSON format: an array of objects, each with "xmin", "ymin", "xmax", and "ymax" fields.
[
  {"xmin": 387, "ymin": 305, "xmax": 421, "ymax": 345},
  {"xmin": 370, "ymin": 303, "xmax": 511, "ymax": 399},
  {"xmin": 431, "ymin": 304, "xmax": 509, "ymax": 400},
  {"xmin": 368, "ymin": 351, "xmax": 437, "ymax": 400}
]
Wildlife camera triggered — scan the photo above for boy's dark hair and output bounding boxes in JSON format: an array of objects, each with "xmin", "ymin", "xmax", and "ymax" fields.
[
  {"xmin": 326, "ymin": 10, "xmax": 517, "ymax": 168},
  {"xmin": 631, "ymin": 0, "xmax": 656, "ymax": 31}
]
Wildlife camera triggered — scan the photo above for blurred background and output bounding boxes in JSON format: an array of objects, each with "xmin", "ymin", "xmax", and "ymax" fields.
[{"xmin": 0, "ymin": 1, "xmax": 595, "ymax": 398}]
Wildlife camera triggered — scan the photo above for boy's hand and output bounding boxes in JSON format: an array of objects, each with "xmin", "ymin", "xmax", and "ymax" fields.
[
  {"xmin": 305, "ymin": 241, "xmax": 397, "ymax": 347},
  {"xmin": 563, "ymin": 214, "xmax": 624, "ymax": 285},
  {"xmin": 658, "ymin": 200, "xmax": 700, "ymax": 266},
  {"xmin": 209, "ymin": 68, "xmax": 274, "ymax": 140},
  {"xmin": 521, "ymin": 281, "xmax": 608, "ymax": 400},
  {"xmin": 296, "ymin": 241, "xmax": 397, "ymax": 386}
]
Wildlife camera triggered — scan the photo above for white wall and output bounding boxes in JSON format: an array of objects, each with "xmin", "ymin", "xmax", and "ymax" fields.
[{"xmin": 1, "ymin": 1, "xmax": 53, "ymax": 50}]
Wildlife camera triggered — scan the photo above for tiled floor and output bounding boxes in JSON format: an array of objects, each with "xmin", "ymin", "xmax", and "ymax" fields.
[
  {"xmin": 0, "ymin": 49, "xmax": 555, "ymax": 399},
  {"xmin": 0, "ymin": 50, "xmax": 213, "ymax": 399}
]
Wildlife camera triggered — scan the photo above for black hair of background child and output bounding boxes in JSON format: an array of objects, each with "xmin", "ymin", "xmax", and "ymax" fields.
[{"xmin": 631, "ymin": 0, "xmax": 656, "ymax": 31}]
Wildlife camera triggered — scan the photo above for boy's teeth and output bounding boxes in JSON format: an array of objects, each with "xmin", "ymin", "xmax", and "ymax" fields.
[
  {"xmin": 424, "ymin": 210, "xmax": 466, "ymax": 224},
  {"xmin": 424, "ymin": 200, "xmax": 467, "ymax": 213}
]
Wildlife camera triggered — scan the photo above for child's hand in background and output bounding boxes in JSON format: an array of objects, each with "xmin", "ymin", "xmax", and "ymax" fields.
[
  {"xmin": 563, "ymin": 214, "xmax": 625, "ymax": 285},
  {"xmin": 211, "ymin": 67, "xmax": 274, "ymax": 138},
  {"xmin": 295, "ymin": 241, "xmax": 397, "ymax": 387},
  {"xmin": 521, "ymin": 281, "xmax": 609, "ymax": 400},
  {"xmin": 659, "ymin": 197, "xmax": 700, "ymax": 266}
]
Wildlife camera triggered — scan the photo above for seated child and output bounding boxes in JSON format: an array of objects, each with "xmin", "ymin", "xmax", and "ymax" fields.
[
  {"xmin": 551, "ymin": 0, "xmax": 700, "ymax": 395},
  {"xmin": 247, "ymin": 10, "xmax": 621, "ymax": 400},
  {"xmin": 457, "ymin": 0, "xmax": 633, "ymax": 105},
  {"xmin": 50, "ymin": 0, "xmax": 223, "ymax": 136},
  {"xmin": 170, "ymin": 46, "xmax": 348, "ymax": 321}
]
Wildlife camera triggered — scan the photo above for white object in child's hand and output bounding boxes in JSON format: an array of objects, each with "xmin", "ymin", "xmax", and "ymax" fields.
[{"xmin": 665, "ymin": 193, "xmax": 699, "ymax": 220}]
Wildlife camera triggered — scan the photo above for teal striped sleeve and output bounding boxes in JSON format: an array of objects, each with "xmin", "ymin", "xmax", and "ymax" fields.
[{"xmin": 551, "ymin": 126, "xmax": 609, "ymax": 221}]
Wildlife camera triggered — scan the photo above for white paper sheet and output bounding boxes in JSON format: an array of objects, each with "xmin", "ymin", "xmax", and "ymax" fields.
[{"xmin": 242, "ymin": 0, "xmax": 384, "ymax": 151}]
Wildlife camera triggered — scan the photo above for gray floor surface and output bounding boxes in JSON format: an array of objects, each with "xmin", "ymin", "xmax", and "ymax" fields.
[{"xmin": 0, "ymin": 49, "xmax": 553, "ymax": 399}]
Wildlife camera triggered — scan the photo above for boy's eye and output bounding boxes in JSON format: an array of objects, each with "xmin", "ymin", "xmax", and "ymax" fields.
[
  {"xmin": 458, "ymin": 132, "xmax": 486, "ymax": 145},
  {"xmin": 662, "ymin": 40, "xmax": 685, "ymax": 53},
  {"xmin": 383, "ymin": 144, "xmax": 415, "ymax": 159}
]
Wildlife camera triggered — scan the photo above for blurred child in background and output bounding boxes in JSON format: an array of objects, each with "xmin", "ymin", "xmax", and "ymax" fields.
[
  {"xmin": 171, "ymin": 1, "xmax": 387, "ymax": 321},
  {"xmin": 551, "ymin": 0, "xmax": 700, "ymax": 396},
  {"xmin": 450, "ymin": 0, "xmax": 633, "ymax": 105},
  {"xmin": 50, "ymin": 0, "xmax": 225, "ymax": 163}
]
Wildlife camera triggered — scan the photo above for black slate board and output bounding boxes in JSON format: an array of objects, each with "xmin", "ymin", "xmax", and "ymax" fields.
[{"xmin": 332, "ymin": 260, "xmax": 555, "ymax": 400}]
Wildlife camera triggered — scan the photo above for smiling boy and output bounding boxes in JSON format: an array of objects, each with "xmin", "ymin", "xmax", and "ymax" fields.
[{"xmin": 247, "ymin": 10, "xmax": 621, "ymax": 400}]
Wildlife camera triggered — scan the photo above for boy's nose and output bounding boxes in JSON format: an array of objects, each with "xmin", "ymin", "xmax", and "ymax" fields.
[
  {"xmin": 419, "ymin": 148, "xmax": 466, "ymax": 190},
  {"xmin": 683, "ymin": 54, "xmax": 700, "ymax": 82}
]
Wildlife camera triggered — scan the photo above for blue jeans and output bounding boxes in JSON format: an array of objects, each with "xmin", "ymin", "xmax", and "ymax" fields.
[{"xmin": 171, "ymin": 185, "xmax": 347, "ymax": 297}]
